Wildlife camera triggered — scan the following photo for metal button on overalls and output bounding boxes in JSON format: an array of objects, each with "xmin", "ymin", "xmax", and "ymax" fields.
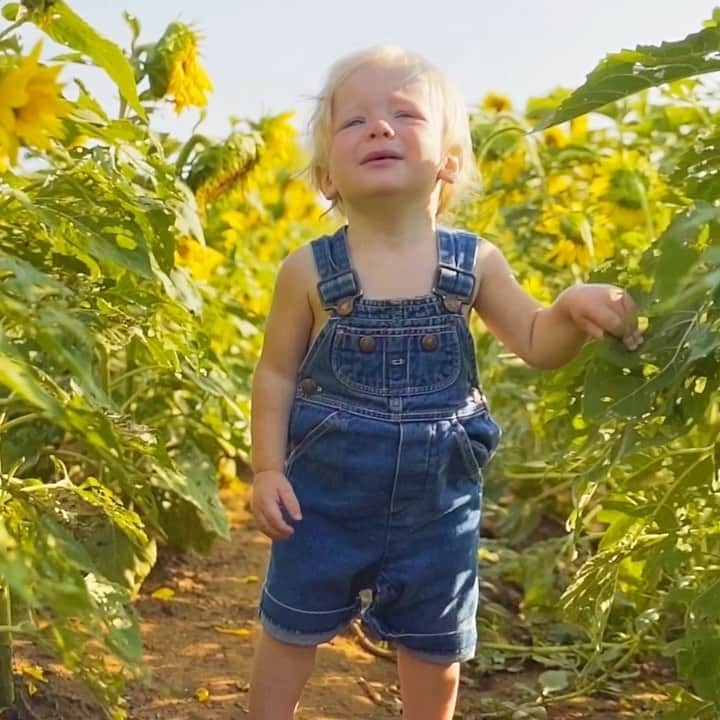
[
  {"xmin": 359, "ymin": 336, "xmax": 376, "ymax": 352},
  {"xmin": 300, "ymin": 377, "xmax": 318, "ymax": 395},
  {"xmin": 336, "ymin": 298, "xmax": 354, "ymax": 316},
  {"xmin": 421, "ymin": 333, "xmax": 439, "ymax": 351}
]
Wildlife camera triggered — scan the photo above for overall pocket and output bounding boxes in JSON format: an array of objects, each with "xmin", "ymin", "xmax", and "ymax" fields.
[
  {"xmin": 285, "ymin": 400, "xmax": 344, "ymax": 476},
  {"xmin": 453, "ymin": 409, "xmax": 502, "ymax": 478},
  {"xmin": 330, "ymin": 324, "xmax": 462, "ymax": 394}
]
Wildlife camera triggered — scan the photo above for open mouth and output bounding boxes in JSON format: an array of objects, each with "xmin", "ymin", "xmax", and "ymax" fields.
[{"xmin": 361, "ymin": 151, "xmax": 403, "ymax": 164}]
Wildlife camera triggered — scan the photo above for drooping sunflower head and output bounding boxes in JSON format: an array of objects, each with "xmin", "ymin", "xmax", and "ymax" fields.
[
  {"xmin": 184, "ymin": 131, "xmax": 261, "ymax": 212},
  {"xmin": 146, "ymin": 22, "xmax": 213, "ymax": 114}
]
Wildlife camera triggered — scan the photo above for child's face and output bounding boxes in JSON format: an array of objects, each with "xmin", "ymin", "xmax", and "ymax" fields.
[{"xmin": 321, "ymin": 62, "xmax": 457, "ymax": 211}]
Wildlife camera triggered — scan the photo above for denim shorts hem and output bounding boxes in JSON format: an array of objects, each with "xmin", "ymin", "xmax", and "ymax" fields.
[
  {"xmin": 393, "ymin": 641, "xmax": 477, "ymax": 664},
  {"xmin": 361, "ymin": 612, "xmax": 476, "ymax": 664},
  {"xmin": 259, "ymin": 608, "xmax": 352, "ymax": 647}
]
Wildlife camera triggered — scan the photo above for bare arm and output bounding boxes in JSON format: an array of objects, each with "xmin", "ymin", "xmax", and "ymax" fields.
[
  {"xmin": 472, "ymin": 242, "xmax": 588, "ymax": 370},
  {"xmin": 250, "ymin": 245, "xmax": 315, "ymax": 474}
]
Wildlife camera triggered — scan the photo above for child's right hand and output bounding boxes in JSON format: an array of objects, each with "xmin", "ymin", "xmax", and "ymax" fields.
[{"xmin": 251, "ymin": 470, "xmax": 303, "ymax": 539}]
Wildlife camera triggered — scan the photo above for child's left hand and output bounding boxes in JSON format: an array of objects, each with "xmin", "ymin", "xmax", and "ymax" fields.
[{"xmin": 557, "ymin": 283, "xmax": 644, "ymax": 351}]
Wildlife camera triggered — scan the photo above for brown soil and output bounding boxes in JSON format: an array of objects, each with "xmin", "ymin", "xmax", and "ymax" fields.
[{"xmin": 5, "ymin": 481, "xmax": 674, "ymax": 720}]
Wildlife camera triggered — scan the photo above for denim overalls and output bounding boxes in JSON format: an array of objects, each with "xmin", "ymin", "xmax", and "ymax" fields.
[{"xmin": 258, "ymin": 225, "xmax": 502, "ymax": 663}]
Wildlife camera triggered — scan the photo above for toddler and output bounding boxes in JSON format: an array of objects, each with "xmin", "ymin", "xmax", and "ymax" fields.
[{"xmin": 248, "ymin": 45, "xmax": 642, "ymax": 720}]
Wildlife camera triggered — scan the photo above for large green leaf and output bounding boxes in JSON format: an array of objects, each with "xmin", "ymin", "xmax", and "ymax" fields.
[
  {"xmin": 0, "ymin": 251, "xmax": 69, "ymax": 302},
  {"xmin": 671, "ymin": 129, "xmax": 720, "ymax": 201},
  {"xmin": 670, "ymin": 625, "xmax": 720, "ymax": 706},
  {"xmin": 40, "ymin": 1, "xmax": 146, "ymax": 120},
  {"xmin": 0, "ymin": 350, "xmax": 62, "ymax": 418},
  {"xmin": 151, "ymin": 444, "xmax": 229, "ymax": 543},
  {"xmin": 535, "ymin": 17, "xmax": 720, "ymax": 129},
  {"xmin": 34, "ymin": 306, "xmax": 107, "ymax": 403},
  {"xmin": 651, "ymin": 203, "xmax": 720, "ymax": 301}
]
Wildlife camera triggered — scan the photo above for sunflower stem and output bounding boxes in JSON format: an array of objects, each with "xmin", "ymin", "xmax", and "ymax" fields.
[
  {"xmin": 175, "ymin": 133, "xmax": 211, "ymax": 175},
  {"xmin": 0, "ymin": 582, "xmax": 15, "ymax": 709},
  {"xmin": 0, "ymin": 16, "xmax": 27, "ymax": 43}
]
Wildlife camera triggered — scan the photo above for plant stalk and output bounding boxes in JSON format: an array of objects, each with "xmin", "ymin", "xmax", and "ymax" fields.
[{"xmin": 0, "ymin": 582, "xmax": 15, "ymax": 709}]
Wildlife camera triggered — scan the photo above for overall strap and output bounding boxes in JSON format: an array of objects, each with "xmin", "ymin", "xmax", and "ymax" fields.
[
  {"xmin": 432, "ymin": 228, "xmax": 478, "ymax": 313},
  {"xmin": 310, "ymin": 226, "xmax": 363, "ymax": 316}
]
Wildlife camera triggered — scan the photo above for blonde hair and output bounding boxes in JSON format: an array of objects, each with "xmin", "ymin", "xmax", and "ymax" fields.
[{"xmin": 307, "ymin": 46, "xmax": 477, "ymax": 219}]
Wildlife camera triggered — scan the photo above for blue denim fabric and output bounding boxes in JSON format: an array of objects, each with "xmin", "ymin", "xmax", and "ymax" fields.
[{"xmin": 258, "ymin": 225, "xmax": 502, "ymax": 663}]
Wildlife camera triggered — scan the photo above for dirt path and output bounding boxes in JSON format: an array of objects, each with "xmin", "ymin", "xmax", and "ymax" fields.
[{"xmin": 8, "ymin": 481, "xmax": 672, "ymax": 719}]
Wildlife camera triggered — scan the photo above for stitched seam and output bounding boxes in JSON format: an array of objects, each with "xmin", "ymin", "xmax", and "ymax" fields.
[
  {"xmin": 377, "ymin": 423, "xmax": 403, "ymax": 574},
  {"xmin": 330, "ymin": 368, "xmax": 462, "ymax": 396},
  {"xmin": 335, "ymin": 326, "xmax": 455, "ymax": 337},
  {"xmin": 454, "ymin": 422, "xmax": 483, "ymax": 478},
  {"xmin": 262, "ymin": 585, "xmax": 357, "ymax": 615},
  {"xmin": 285, "ymin": 410, "xmax": 342, "ymax": 475},
  {"xmin": 293, "ymin": 397, "xmax": 489, "ymax": 422},
  {"xmin": 385, "ymin": 629, "xmax": 469, "ymax": 638}
]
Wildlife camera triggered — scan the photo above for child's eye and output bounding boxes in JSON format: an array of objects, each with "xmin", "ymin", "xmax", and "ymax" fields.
[
  {"xmin": 395, "ymin": 110, "xmax": 421, "ymax": 119},
  {"xmin": 342, "ymin": 118, "xmax": 364, "ymax": 128}
]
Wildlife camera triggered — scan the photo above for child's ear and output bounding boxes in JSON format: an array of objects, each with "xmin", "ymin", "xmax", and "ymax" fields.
[
  {"xmin": 317, "ymin": 165, "xmax": 337, "ymax": 201},
  {"xmin": 437, "ymin": 146, "xmax": 461, "ymax": 184}
]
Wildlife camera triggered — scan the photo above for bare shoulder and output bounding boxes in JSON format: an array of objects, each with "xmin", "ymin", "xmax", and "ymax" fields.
[
  {"xmin": 277, "ymin": 242, "xmax": 316, "ymax": 289},
  {"xmin": 470, "ymin": 236, "xmax": 511, "ymax": 307},
  {"xmin": 271, "ymin": 241, "xmax": 329, "ymax": 332},
  {"xmin": 259, "ymin": 243, "xmax": 319, "ymax": 377}
]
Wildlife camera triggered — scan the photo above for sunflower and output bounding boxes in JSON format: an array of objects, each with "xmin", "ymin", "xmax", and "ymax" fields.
[
  {"xmin": 500, "ymin": 150, "xmax": 526, "ymax": 184},
  {"xmin": 166, "ymin": 39, "xmax": 213, "ymax": 114},
  {"xmin": 542, "ymin": 126, "xmax": 568, "ymax": 148},
  {"xmin": 589, "ymin": 150, "xmax": 661, "ymax": 229},
  {"xmin": 546, "ymin": 173, "xmax": 574, "ymax": 196},
  {"xmin": 570, "ymin": 114, "xmax": 589, "ymax": 140},
  {"xmin": 548, "ymin": 237, "xmax": 589, "ymax": 268},
  {"xmin": 174, "ymin": 236, "xmax": 224, "ymax": 280},
  {"xmin": 0, "ymin": 42, "xmax": 71, "ymax": 170},
  {"xmin": 146, "ymin": 23, "xmax": 213, "ymax": 114},
  {"xmin": 482, "ymin": 92, "xmax": 512, "ymax": 113}
]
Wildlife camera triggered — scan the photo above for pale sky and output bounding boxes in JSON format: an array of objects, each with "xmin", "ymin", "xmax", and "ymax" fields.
[{"xmin": 16, "ymin": 1, "xmax": 717, "ymax": 143}]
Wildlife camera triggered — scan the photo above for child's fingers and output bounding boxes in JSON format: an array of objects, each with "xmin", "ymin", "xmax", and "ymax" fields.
[
  {"xmin": 622, "ymin": 329, "xmax": 644, "ymax": 351},
  {"xmin": 578, "ymin": 317, "xmax": 605, "ymax": 340},
  {"xmin": 259, "ymin": 496, "xmax": 295, "ymax": 539},
  {"xmin": 611, "ymin": 288, "xmax": 641, "ymax": 336},
  {"xmin": 278, "ymin": 482, "xmax": 302, "ymax": 522}
]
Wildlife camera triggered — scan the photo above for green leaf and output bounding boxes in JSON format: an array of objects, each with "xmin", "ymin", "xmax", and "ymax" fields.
[
  {"xmin": 671, "ymin": 130, "xmax": 720, "ymax": 202},
  {"xmin": 535, "ymin": 22, "xmax": 720, "ymax": 129},
  {"xmin": 670, "ymin": 625, "xmax": 720, "ymax": 705},
  {"xmin": 582, "ymin": 365, "xmax": 650, "ymax": 419},
  {"xmin": 150, "ymin": 445, "xmax": 229, "ymax": 543},
  {"xmin": 538, "ymin": 670, "xmax": 570, "ymax": 694},
  {"xmin": 14, "ymin": 477, "xmax": 154, "ymax": 594},
  {"xmin": 40, "ymin": 1, "xmax": 146, "ymax": 120},
  {"xmin": 0, "ymin": 350, "xmax": 62, "ymax": 418},
  {"xmin": 34, "ymin": 306, "xmax": 107, "ymax": 403},
  {"xmin": 0, "ymin": 251, "xmax": 70, "ymax": 303},
  {"xmin": 652, "ymin": 203, "xmax": 720, "ymax": 301},
  {"xmin": 560, "ymin": 544, "xmax": 623, "ymax": 646},
  {"xmin": 1, "ymin": 3, "xmax": 20, "ymax": 21}
]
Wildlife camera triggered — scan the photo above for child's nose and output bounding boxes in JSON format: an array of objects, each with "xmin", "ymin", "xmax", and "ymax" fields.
[{"xmin": 368, "ymin": 119, "xmax": 395, "ymax": 138}]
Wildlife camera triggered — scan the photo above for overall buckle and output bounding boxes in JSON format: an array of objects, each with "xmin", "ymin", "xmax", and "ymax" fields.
[{"xmin": 432, "ymin": 264, "xmax": 475, "ymax": 312}]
